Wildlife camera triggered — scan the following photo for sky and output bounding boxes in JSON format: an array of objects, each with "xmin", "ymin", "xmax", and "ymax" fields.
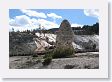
[{"xmin": 9, "ymin": 9, "xmax": 99, "ymax": 31}]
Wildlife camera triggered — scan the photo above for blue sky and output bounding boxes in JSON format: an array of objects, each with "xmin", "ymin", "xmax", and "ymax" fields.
[{"xmin": 9, "ymin": 9, "xmax": 99, "ymax": 31}]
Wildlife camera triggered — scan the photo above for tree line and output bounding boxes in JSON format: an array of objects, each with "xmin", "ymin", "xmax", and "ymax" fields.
[
  {"xmin": 10, "ymin": 22, "xmax": 99, "ymax": 35},
  {"xmin": 72, "ymin": 22, "xmax": 99, "ymax": 35}
]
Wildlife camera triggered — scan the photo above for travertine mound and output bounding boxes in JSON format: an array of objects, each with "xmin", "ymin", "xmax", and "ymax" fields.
[{"xmin": 56, "ymin": 19, "xmax": 74, "ymax": 49}]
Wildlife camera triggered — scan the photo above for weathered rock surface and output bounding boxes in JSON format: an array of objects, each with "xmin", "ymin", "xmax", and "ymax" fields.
[
  {"xmin": 9, "ymin": 32, "xmax": 37, "ymax": 56},
  {"xmin": 56, "ymin": 20, "xmax": 74, "ymax": 49}
]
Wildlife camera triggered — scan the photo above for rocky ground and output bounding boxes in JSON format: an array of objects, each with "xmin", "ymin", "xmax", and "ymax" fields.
[{"xmin": 9, "ymin": 52, "xmax": 99, "ymax": 69}]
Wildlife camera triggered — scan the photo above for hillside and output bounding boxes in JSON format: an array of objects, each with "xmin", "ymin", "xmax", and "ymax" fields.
[
  {"xmin": 9, "ymin": 32, "xmax": 99, "ymax": 56},
  {"xmin": 9, "ymin": 32, "xmax": 37, "ymax": 56}
]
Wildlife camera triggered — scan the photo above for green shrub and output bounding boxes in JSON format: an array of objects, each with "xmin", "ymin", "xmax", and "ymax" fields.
[
  {"xmin": 32, "ymin": 54, "xmax": 38, "ymax": 57},
  {"xmin": 52, "ymin": 47, "xmax": 74, "ymax": 58},
  {"xmin": 43, "ymin": 53, "xmax": 53, "ymax": 59},
  {"xmin": 42, "ymin": 56, "xmax": 52, "ymax": 66}
]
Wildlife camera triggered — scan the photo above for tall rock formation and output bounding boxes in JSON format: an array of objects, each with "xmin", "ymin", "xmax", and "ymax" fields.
[{"xmin": 56, "ymin": 19, "xmax": 74, "ymax": 49}]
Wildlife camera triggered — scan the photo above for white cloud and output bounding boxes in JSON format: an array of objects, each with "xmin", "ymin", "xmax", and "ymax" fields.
[
  {"xmin": 84, "ymin": 9, "xmax": 99, "ymax": 19},
  {"xmin": 9, "ymin": 15, "xmax": 38, "ymax": 31},
  {"xmin": 9, "ymin": 22, "xmax": 41, "ymax": 32},
  {"xmin": 31, "ymin": 18, "xmax": 38, "ymax": 25},
  {"xmin": 47, "ymin": 13, "xmax": 62, "ymax": 23},
  {"xmin": 9, "ymin": 19, "xmax": 20, "ymax": 26},
  {"xmin": 20, "ymin": 9, "xmax": 47, "ymax": 18},
  {"xmin": 15, "ymin": 15, "xmax": 31, "ymax": 25},
  {"xmin": 37, "ymin": 19, "xmax": 59, "ymax": 29},
  {"xmin": 9, "ymin": 15, "xmax": 31, "ymax": 26},
  {"xmin": 71, "ymin": 23, "xmax": 83, "ymax": 27},
  {"xmin": 47, "ymin": 13, "xmax": 62, "ymax": 19},
  {"xmin": 9, "ymin": 15, "xmax": 59, "ymax": 31}
]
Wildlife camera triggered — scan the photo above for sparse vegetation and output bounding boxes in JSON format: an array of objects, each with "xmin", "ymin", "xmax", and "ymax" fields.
[
  {"xmin": 42, "ymin": 52, "xmax": 53, "ymax": 66},
  {"xmin": 64, "ymin": 65, "xmax": 75, "ymax": 69},
  {"xmin": 42, "ymin": 56, "xmax": 52, "ymax": 66},
  {"xmin": 52, "ymin": 47, "xmax": 74, "ymax": 58},
  {"xmin": 32, "ymin": 54, "xmax": 38, "ymax": 57},
  {"xmin": 44, "ymin": 52, "xmax": 53, "ymax": 59}
]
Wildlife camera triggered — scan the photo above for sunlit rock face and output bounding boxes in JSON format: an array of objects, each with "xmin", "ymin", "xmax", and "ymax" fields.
[{"xmin": 56, "ymin": 19, "xmax": 74, "ymax": 49}]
